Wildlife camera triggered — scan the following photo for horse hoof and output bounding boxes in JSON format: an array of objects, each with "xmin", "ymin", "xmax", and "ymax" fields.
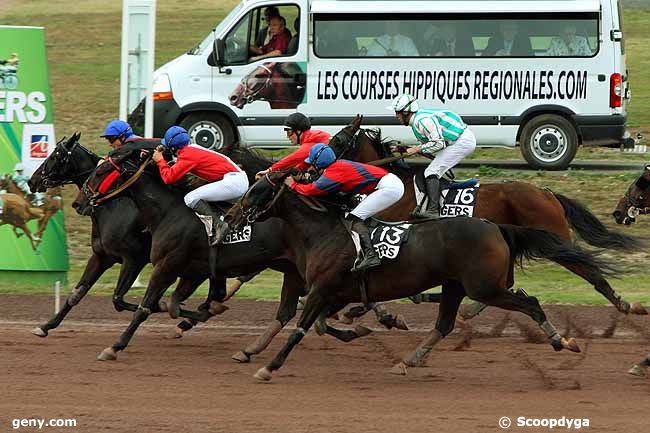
[
  {"xmin": 389, "ymin": 362, "xmax": 408, "ymax": 376},
  {"xmin": 353, "ymin": 325, "xmax": 372, "ymax": 337},
  {"xmin": 339, "ymin": 315, "xmax": 354, "ymax": 325},
  {"xmin": 171, "ymin": 326, "xmax": 184, "ymax": 339},
  {"xmin": 208, "ymin": 302, "xmax": 229, "ymax": 315},
  {"xmin": 31, "ymin": 327, "xmax": 48, "ymax": 338},
  {"xmin": 97, "ymin": 347, "xmax": 117, "ymax": 361},
  {"xmin": 168, "ymin": 302, "xmax": 180, "ymax": 319},
  {"xmin": 393, "ymin": 314, "xmax": 409, "ymax": 331},
  {"xmin": 232, "ymin": 351, "xmax": 251, "ymax": 363},
  {"xmin": 158, "ymin": 301, "xmax": 168, "ymax": 313},
  {"xmin": 627, "ymin": 365, "xmax": 647, "ymax": 378},
  {"xmin": 254, "ymin": 367, "xmax": 272, "ymax": 381},
  {"xmin": 562, "ymin": 338, "xmax": 581, "ymax": 353},
  {"xmin": 629, "ymin": 301, "xmax": 648, "ymax": 315}
]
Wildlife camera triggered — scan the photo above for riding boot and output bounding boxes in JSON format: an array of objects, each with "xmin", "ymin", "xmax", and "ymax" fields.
[
  {"xmin": 192, "ymin": 199, "xmax": 229, "ymax": 246},
  {"xmin": 347, "ymin": 215, "xmax": 381, "ymax": 272},
  {"xmin": 413, "ymin": 175, "xmax": 442, "ymax": 219}
]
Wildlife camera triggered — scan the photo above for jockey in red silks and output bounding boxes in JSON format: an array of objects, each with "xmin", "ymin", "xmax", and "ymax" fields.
[
  {"xmin": 256, "ymin": 112, "xmax": 331, "ymax": 178},
  {"xmin": 153, "ymin": 126, "xmax": 249, "ymax": 245},
  {"xmin": 284, "ymin": 143, "xmax": 404, "ymax": 272}
]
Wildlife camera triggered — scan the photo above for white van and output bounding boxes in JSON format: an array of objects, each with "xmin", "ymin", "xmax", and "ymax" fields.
[{"xmin": 133, "ymin": 0, "xmax": 631, "ymax": 170}]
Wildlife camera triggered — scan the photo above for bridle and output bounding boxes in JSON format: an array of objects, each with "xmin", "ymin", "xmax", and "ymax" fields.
[
  {"xmin": 240, "ymin": 174, "xmax": 286, "ymax": 225},
  {"xmin": 623, "ymin": 169, "xmax": 650, "ymax": 218},
  {"xmin": 41, "ymin": 137, "xmax": 97, "ymax": 187},
  {"xmin": 240, "ymin": 64, "xmax": 273, "ymax": 104}
]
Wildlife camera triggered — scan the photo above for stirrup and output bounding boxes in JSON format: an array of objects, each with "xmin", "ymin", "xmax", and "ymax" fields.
[{"xmin": 351, "ymin": 255, "xmax": 381, "ymax": 272}]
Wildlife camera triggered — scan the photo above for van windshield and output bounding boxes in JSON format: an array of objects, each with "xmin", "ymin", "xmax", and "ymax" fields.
[{"xmin": 188, "ymin": 2, "xmax": 244, "ymax": 55}]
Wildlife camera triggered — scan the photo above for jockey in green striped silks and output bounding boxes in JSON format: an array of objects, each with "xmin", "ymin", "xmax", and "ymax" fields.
[{"xmin": 388, "ymin": 94, "xmax": 476, "ymax": 219}]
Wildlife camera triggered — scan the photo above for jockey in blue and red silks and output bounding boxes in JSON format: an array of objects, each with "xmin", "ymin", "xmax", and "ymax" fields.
[
  {"xmin": 284, "ymin": 143, "xmax": 404, "ymax": 272},
  {"xmin": 100, "ymin": 119, "xmax": 142, "ymax": 150}
]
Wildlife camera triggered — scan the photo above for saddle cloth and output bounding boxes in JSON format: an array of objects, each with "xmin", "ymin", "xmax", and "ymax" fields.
[
  {"xmin": 414, "ymin": 172, "xmax": 479, "ymax": 218},
  {"xmin": 196, "ymin": 202, "xmax": 252, "ymax": 245},
  {"xmin": 350, "ymin": 220, "xmax": 412, "ymax": 261}
]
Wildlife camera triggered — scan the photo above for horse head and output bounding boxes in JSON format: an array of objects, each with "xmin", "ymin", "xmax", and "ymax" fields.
[
  {"xmin": 613, "ymin": 165, "xmax": 650, "ymax": 225},
  {"xmin": 229, "ymin": 63, "xmax": 275, "ymax": 109},
  {"xmin": 328, "ymin": 115, "xmax": 364, "ymax": 159},
  {"xmin": 231, "ymin": 170, "xmax": 291, "ymax": 228},
  {"xmin": 30, "ymin": 131, "xmax": 91, "ymax": 191}
]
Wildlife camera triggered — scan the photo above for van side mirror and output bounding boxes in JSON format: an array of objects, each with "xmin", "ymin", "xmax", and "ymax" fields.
[{"xmin": 211, "ymin": 38, "xmax": 232, "ymax": 74}]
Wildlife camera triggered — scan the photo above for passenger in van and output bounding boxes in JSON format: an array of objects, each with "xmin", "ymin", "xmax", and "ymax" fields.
[
  {"xmin": 429, "ymin": 22, "xmax": 475, "ymax": 56},
  {"xmin": 365, "ymin": 21, "xmax": 419, "ymax": 57},
  {"xmin": 254, "ymin": 6, "xmax": 281, "ymax": 47},
  {"xmin": 546, "ymin": 24, "xmax": 592, "ymax": 56},
  {"xmin": 286, "ymin": 17, "xmax": 300, "ymax": 56},
  {"xmin": 255, "ymin": 112, "xmax": 331, "ymax": 178},
  {"xmin": 483, "ymin": 21, "xmax": 533, "ymax": 56},
  {"xmin": 388, "ymin": 94, "xmax": 476, "ymax": 219},
  {"xmin": 249, "ymin": 15, "xmax": 291, "ymax": 61}
]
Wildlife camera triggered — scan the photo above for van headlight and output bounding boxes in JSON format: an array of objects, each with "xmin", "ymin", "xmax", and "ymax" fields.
[{"xmin": 153, "ymin": 74, "xmax": 173, "ymax": 100}]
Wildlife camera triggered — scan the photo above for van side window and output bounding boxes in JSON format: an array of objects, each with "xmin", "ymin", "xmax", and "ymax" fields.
[
  {"xmin": 313, "ymin": 13, "xmax": 599, "ymax": 58},
  {"xmin": 223, "ymin": 4, "xmax": 300, "ymax": 65}
]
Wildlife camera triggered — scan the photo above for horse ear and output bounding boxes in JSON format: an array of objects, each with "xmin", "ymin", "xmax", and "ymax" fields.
[
  {"xmin": 644, "ymin": 164, "xmax": 650, "ymax": 177},
  {"xmin": 72, "ymin": 131, "xmax": 81, "ymax": 141}
]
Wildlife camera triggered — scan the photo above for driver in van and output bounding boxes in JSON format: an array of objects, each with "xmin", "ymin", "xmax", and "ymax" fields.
[{"xmin": 250, "ymin": 15, "xmax": 291, "ymax": 61}]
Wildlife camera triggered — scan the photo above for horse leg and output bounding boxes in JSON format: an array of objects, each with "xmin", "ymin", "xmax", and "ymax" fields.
[
  {"xmin": 32, "ymin": 253, "xmax": 115, "ymax": 337},
  {"xmin": 177, "ymin": 277, "xmax": 228, "ymax": 322},
  {"xmin": 391, "ymin": 283, "xmax": 465, "ymax": 375},
  {"xmin": 111, "ymin": 258, "xmax": 149, "ymax": 313},
  {"xmin": 253, "ymin": 289, "xmax": 326, "ymax": 382},
  {"xmin": 561, "ymin": 262, "xmax": 647, "ymax": 315},
  {"xmin": 232, "ymin": 271, "xmax": 304, "ymax": 363},
  {"xmin": 225, "ymin": 271, "xmax": 261, "ymax": 301},
  {"xmin": 628, "ymin": 355, "xmax": 650, "ymax": 378},
  {"xmin": 320, "ymin": 301, "xmax": 373, "ymax": 343},
  {"xmin": 482, "ymin": 288, "xmax": 581, "ymax": 353},
  {"xmin": 97, "ymin": 268, "xmax": 177, "ymax": 361}
]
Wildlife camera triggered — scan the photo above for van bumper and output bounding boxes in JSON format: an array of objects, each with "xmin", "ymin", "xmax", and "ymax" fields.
[
  {"xmin": 127, "ymin": 98, "xmax": 183, "ymax": 139},
  {"xmin": 574, "ymin": 114, "xmax": 627, "ymax": 147}
]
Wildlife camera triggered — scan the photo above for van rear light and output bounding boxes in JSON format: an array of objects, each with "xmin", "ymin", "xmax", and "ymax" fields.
[{"xmin": 610, "ymin": 73, "xmax": 622, "ymax": 108}]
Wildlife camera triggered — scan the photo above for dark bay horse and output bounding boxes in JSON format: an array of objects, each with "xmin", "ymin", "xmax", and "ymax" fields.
[
  {"xmin": 73, "ymin": 147, "xmax": 376, "ymax": 362},
  {"xmin": 232, "ymin": 171, "xmax": 619, "ymax": 381},
  {"xmin": 326, "ymin": 118, "xmax": 646, "ymax": 316},
  {"xmin": 229, "ymin": 62, "xmax": 306, "ymax": 109},
  {"xmin": 28, "ymin": 134, "xmax": 220, "ymax": 338},
  {"xmin": 612, "ymin": 164, "xmax": 650, "ymax": 225}
]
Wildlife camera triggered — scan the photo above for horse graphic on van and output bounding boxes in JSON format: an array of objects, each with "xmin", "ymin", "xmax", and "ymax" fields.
[{"xmin": 229, "ymin": 62, "xmax": 306, "ymax": 109}]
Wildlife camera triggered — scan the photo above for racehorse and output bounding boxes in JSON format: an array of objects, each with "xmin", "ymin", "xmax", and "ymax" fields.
[
  {"xmin": 1, "ymin": 175, "xmax": 63, "ymax": 243},
  {"xmin": 231, "ymin": 171, "xmax": 619, "ymax": 381},
  {"xmin": 28, "ymin": 134, "xmax": 221, "ymax": 338},
  {"xmin": 612, "ymin": 164, "xmax": 650, "ymax": 225},
  {"xmin": 0, "ymin": 192, "xmax": 42, "ymax": 250},
  {"xmin": 229, "ymin": 62, "xmax": 306, "ymax": 109},
  {"xmin": 324, "ymin": 117, "xmax": 647, "ymax": 316},
  {"xmin": 73, "ymin": 145, "xmax": 381, "ymax": 362}
]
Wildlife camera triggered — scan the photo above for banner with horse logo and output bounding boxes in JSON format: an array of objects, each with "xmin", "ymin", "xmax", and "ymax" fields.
[{"xmin": 0, "ymin": 26, "xmax": 68, "ymax": 279}]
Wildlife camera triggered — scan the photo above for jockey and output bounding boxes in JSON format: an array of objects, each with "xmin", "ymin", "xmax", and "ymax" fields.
[
  {"xmin": 12, "ymin": 163, "xmax": 31, "ymax": 196},
  {"xmin": 153, "ymin": 126, "xmax": 249, "ymax": 245},
  {"xmin": 389, "ymin": 93, "xmax": 476, "ymax": 219},
  {"xmin": 100, "ymin": 119, "xmax": 142, "ymax": 150},
  {"xmin": 255, "ymin": 112, "xmax": 331, "ymax": 178},
  {"xmin": 284, "ymin": 143, "xmax": 404, "ymax": 272}
]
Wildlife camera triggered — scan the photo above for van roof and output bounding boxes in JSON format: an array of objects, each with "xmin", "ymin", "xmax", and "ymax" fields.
[{"xmin": 310, "ymin": 0, "xmax": 601, "ymax": 14}]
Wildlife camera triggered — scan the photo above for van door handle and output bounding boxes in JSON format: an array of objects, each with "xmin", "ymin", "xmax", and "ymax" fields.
[{"xmin": 190, "ymin": 76, "xmax": 201, "ymax": 82}]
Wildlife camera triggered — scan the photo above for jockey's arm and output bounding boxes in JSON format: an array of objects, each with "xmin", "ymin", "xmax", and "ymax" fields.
[{"xmin": 417, "ymin": 117, "xmax": 446, "ymax": 155}]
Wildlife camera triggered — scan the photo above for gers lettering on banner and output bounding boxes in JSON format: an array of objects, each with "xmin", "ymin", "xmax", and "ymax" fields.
[{"xmin": 0, "ymin": 91, "xmax": 47, "ymax": 123}]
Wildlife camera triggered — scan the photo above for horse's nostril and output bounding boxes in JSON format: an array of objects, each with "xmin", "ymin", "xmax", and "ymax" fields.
[
  {"xmin": 613, "ymin": 211, "xmax": 621, "ymax": 219},
  {"xmin": 229, "ymin": 94, "xmax": 237, "ymax": 101}
]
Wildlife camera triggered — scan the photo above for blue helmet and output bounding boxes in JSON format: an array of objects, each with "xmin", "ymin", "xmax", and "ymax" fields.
[
  {"xmin": 161, "ymin": 126, "xmax": 191, "ymax": 149},
  {"xmin": 305, "ymin": 143, "xmax": 336, "ymax": 169},
  {"xmin": 101, "ymin": 119, "xmax": 133, "ymax": 140}
]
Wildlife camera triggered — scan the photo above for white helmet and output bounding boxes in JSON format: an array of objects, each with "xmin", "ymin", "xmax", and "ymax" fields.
[
  {"xmin": 387, "ymin": 93, "xmax": 419, "ymax": 113},
  {"xmin": 14, "ymin": 162, "xmax": 25, "ymax": 172}
]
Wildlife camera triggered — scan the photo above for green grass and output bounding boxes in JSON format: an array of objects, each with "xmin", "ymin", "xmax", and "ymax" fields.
[{"xmin": 2, "ymin": 0, "xmax": 649, "ymax": 305}]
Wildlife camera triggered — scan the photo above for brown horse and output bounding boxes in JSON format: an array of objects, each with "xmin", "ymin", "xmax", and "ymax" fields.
[
  {"xmin": 0, "ymin": 175, "xmax": 62, "ymax": 244},
  {"xmin": 229, "ymin": 62, "xmax": 306, "ymax": 109},
  {"xmin": 0, "ymin": 192, "xmax": 43, "ymax": 250},
  {"xmin": 326, "ymin": 117, "xmax": 647, "ymax": 316},
  {"xmin": 612, "ymin": 164, "xmax": 650, "ymax": 225}
]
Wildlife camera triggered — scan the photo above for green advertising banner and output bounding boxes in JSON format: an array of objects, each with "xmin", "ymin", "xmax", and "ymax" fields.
[{"xmin": 0, "ymin": 26, "xmax": 69, "ymax": 279}]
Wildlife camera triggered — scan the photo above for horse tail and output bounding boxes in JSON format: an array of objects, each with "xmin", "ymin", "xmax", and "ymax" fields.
[
  {"xmin": 497, "ymin": 224, "xmax": 621, "ymax": 278},
  {"xmin": 553, "ymin": 192, "xmax": 646, "ymax": 252}
]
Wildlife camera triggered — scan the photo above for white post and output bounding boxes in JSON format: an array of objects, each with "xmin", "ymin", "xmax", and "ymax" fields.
[{"xmin": 54, "ymin": 280, "xmax": 61, "ymax": 313}]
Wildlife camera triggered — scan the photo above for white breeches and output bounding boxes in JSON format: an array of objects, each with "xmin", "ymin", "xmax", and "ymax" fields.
[
  {"xmin": 184, "ymin": 171, "xmax": 249, "ymax": 208},
  {"xmin": 350, "ymin": 173, "xmax": 404, "ymax": 220},
  {"xmin": 424, "ymin": 128, "xmax": 476, "ymax": 178}
]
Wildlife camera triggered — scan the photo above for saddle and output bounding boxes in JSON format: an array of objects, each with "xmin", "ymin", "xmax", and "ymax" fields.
[{"xmin": 414, "ymin": 170, "xmax": 480, "ymax": 218}]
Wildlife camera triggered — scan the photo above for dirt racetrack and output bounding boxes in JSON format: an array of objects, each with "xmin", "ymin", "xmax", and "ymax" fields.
[{"xmin": 1, "ymin": 294, "xmax": 649, "ymax": 433}]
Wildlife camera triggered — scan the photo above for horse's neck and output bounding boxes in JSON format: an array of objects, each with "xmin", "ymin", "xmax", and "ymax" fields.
[
  {"xmin": 278, "ymin": 192, "xmax": 346, "ymax": 249},
  {"xmin": 129, "ymin": 174, "xmax": 186, "ymax": 230},
  {"xmin": 73, "ymin": 148, "xmax": 102, "ymax": 188}
]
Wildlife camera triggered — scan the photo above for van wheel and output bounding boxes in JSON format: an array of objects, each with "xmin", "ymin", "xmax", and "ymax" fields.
[
  {"xmin": 180, "ymin": 112, "xmax": 236, "ymax": 152},
  {"xmin": 520, "ymin": 114, "xmax": 578, "ymax": 171}
]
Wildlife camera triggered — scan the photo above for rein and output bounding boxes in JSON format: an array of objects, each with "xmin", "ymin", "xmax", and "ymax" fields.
[{"xmin": 90, "ymin": 155, "xmax": 152, "ymax": 206}]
